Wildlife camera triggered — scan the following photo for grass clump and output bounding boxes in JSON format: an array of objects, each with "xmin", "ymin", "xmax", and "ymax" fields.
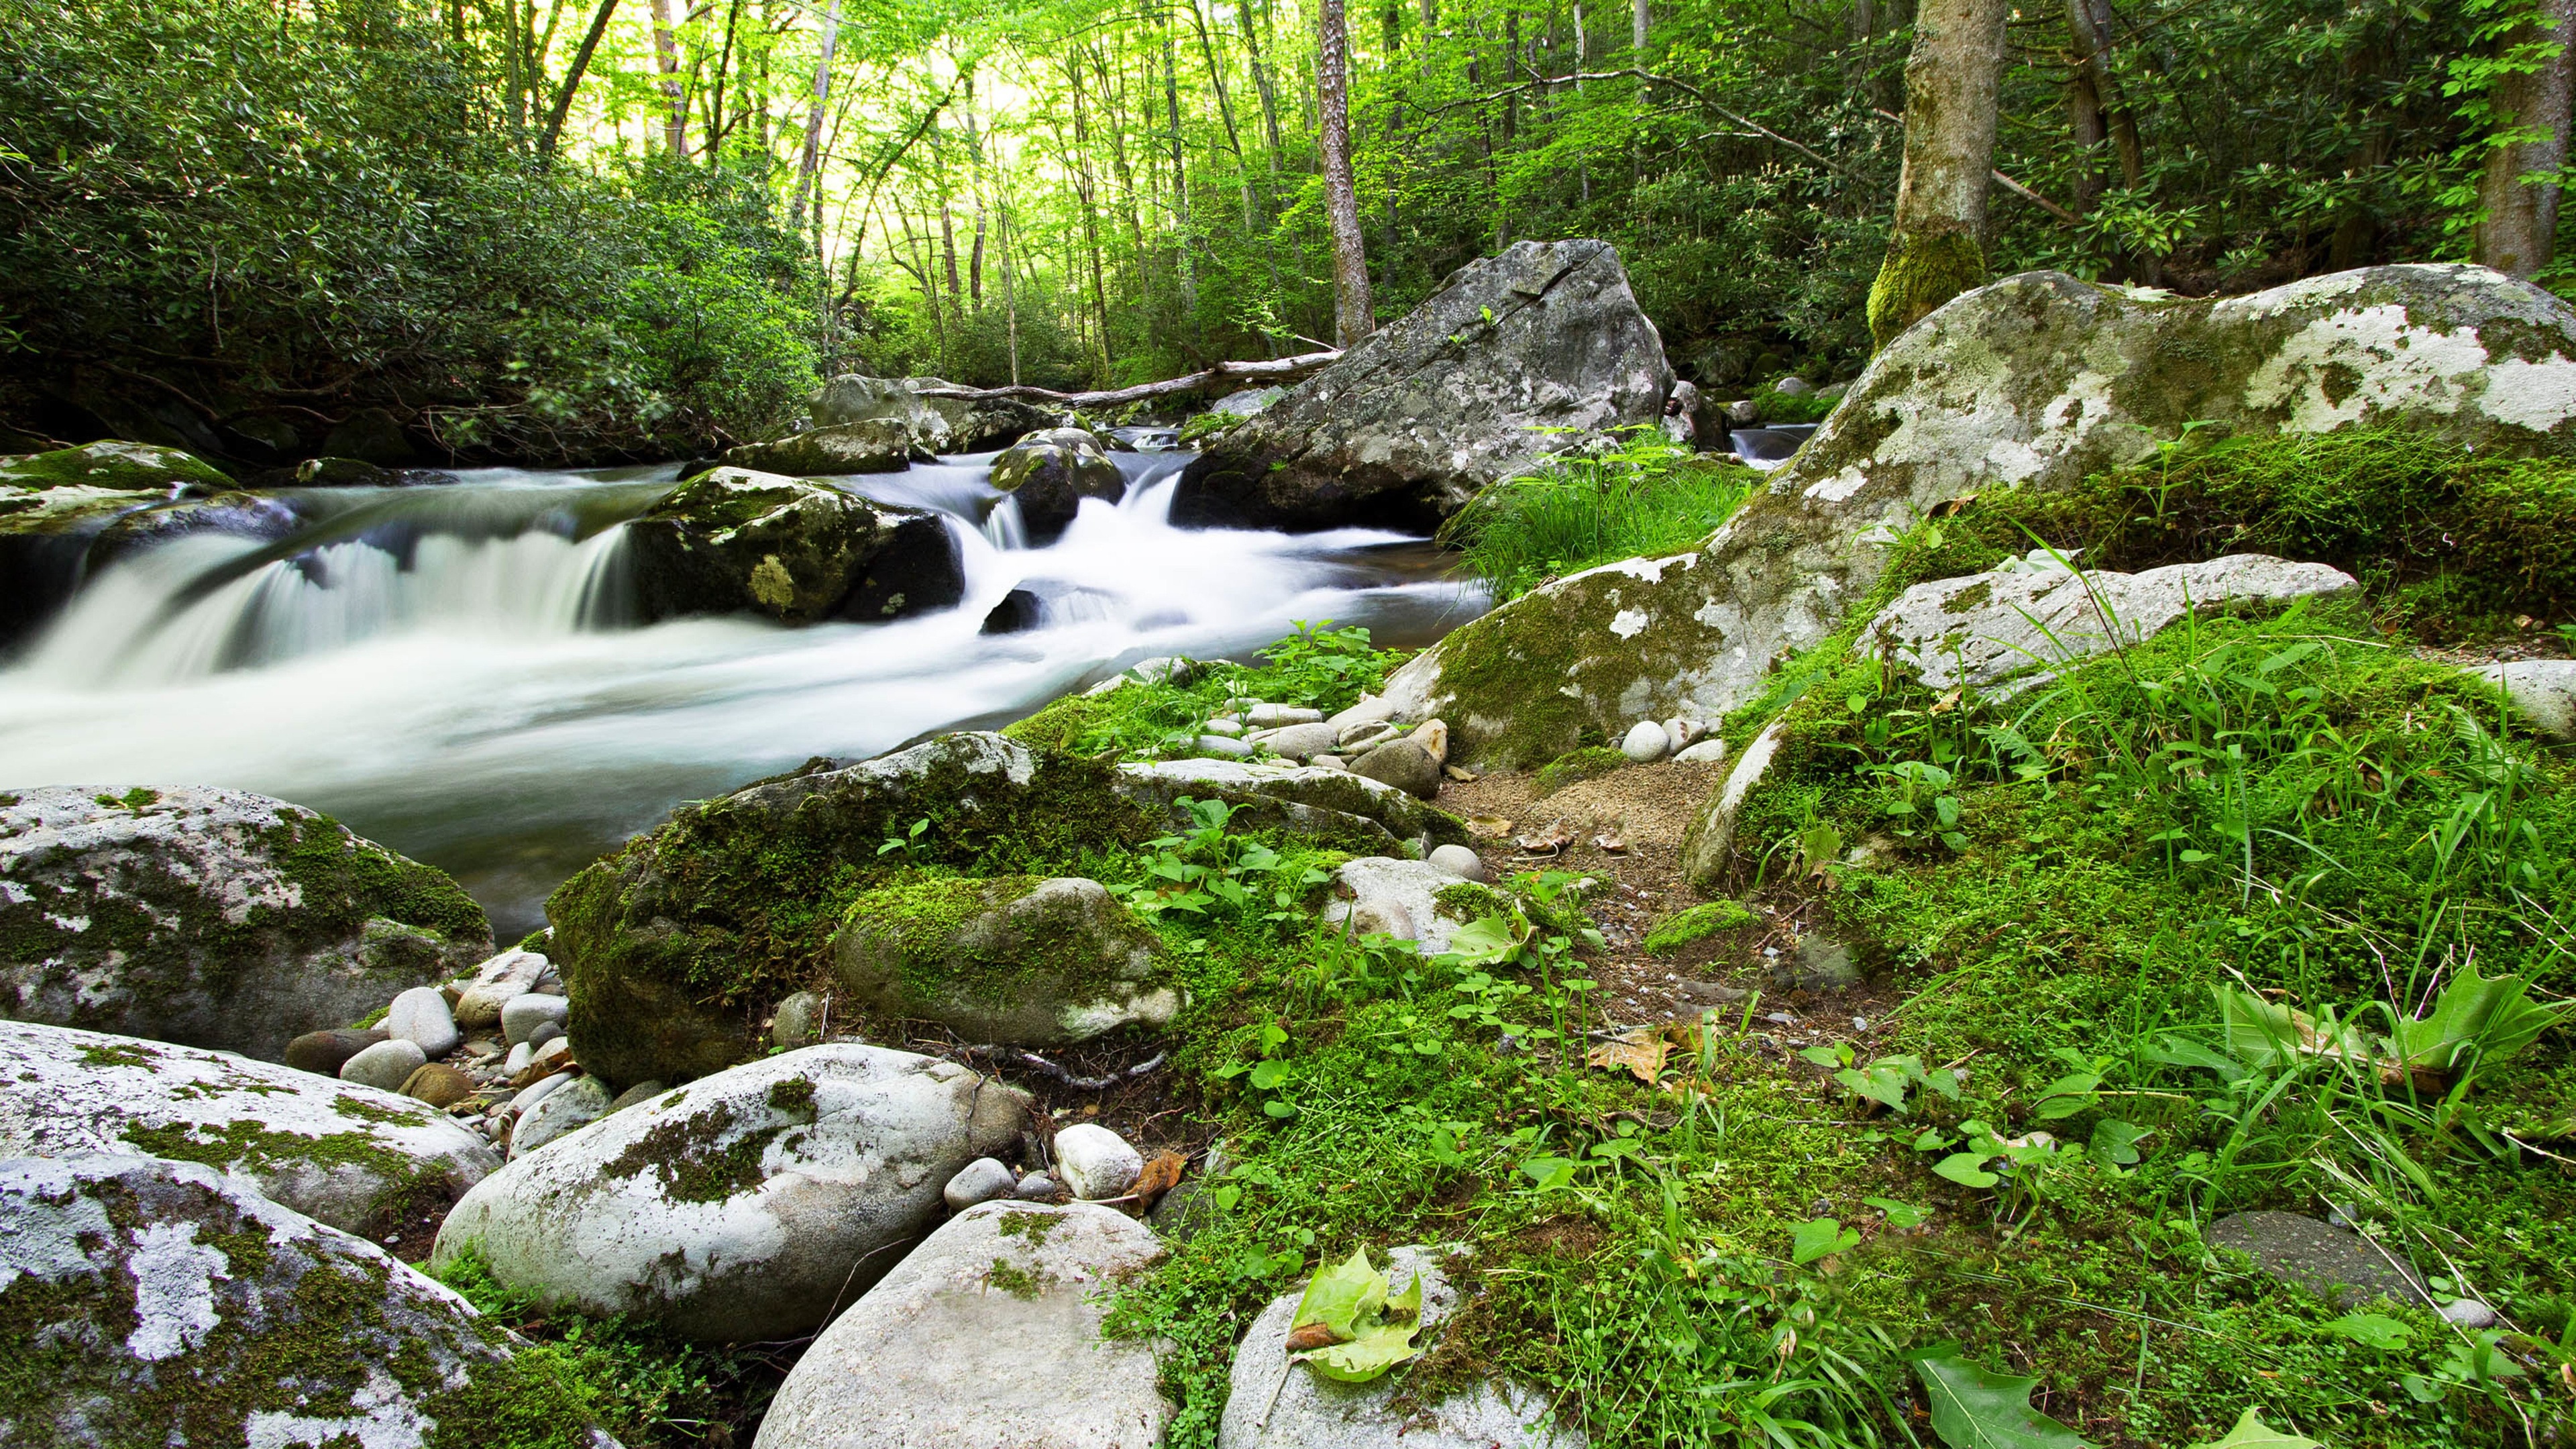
[
  {"xmin": 1642, "ymin": 899, "xmax": 1757, "ymax": 955},
  {"xmin": 1438, "ymin": 429, "xmax": 1757, "ymax": 602}
]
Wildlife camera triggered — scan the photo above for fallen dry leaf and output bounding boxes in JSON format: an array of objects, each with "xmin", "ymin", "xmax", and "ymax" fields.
[
  {"xmin": 1285, "ymin": 1322, "xmax": 1340, "ymax": 1352},
  {"xmin": 1587, "ymin": 1027, "xmax": 1675, "ymax": 1083},
  {"xmin": 1515, "ymin": 818, "xmax": 1574, "ymax": 853},
  {"xmin": 1132, "ymin": 1149, "xmax": 1187, "ymax": 1205},
  {"xmin": 1592, "ymin": 831, "xmax": 1627, "ymax": 854},
  {"xmin": 1466, "ymin": 814, "xmax": 1514, "ymax": 839}
]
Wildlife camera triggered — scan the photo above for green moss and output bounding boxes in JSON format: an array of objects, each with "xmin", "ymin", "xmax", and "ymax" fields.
[
  {"xmin": 984, "ymin": 1258, "xmax": 1050, "ymax": 1299},
  {"xmin": 0, "ymin": 440, "xmax": 233, "ymax": 494},
  {"xmin": 1434, "ymin": 882, "xmax": 1506, "ymax": 920},
  {"xmin": 995, "ymin": 1208, "xmax": 1063, "ymax": 1245},
  {"xmin": 597, "ymin": 1085, "xmax": 819, "ymax": 1205},
  {"xmin": 78, "ymin": 1042, "xmax": 160, "ymax": 1068},
  {"xmin": 1866, "ymin": 226, "xmax": 1984, "ymax": 352},
  {"xmin": 118, "ymin": 1117, "xmax": 443, "ymax": 1230},
  {"xmin": 1642, "ymin": 900, "xmax": 1758, "ymax": 955},
  {"xmin": 1534, "ymin": 746, "xmax": 1628, "ymax": 797}
]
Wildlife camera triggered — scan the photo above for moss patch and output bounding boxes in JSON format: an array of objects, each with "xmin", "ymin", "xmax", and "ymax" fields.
[{"xmin": 1642, "ymin": 900, "xmax": 1758, "ymax": 955}]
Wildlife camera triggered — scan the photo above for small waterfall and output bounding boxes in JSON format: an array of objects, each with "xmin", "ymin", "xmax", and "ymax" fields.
[{"xmin": 981, "ymin": 494, "xmax": 1029, "ymax": 550}]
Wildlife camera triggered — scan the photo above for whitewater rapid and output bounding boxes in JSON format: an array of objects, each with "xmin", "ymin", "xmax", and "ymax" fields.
[{"xmin": 0, "ymin": 451, "xmax": 1484, "ymax": 934}]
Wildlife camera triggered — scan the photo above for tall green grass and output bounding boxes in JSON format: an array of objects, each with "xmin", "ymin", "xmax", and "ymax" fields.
[{"xmin": 1438, "ymin": 429, "xmax": 1758, "ymax": 601}]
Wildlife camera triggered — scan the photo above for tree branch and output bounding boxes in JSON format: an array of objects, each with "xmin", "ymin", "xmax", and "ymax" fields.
[
  {"xmin": 1871, "ymin": 107, "xmax": 2082, "ymax": 225},
  {"xmin": 913, "ymin": 350, "xmax": 1340, "ymax": 407}
]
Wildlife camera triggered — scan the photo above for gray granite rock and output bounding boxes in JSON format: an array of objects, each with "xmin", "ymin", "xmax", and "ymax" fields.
[
  {"xmin": 2477, "ymin": 657, "xmax": 2576, "ymax": 741},
  {"xmin": 2206, "ymin": 1211, "xmax": 2431, "ymax": 1308},
  {"xmin": 1053, "ymin": 1123, "xmax": 1143, "ymax": 1201},
  {"xmin": 943, "ymin": 1157, "xmax": 1018, "ymax": 1211},
  {"xmin": 340, "ymin": 1038, "xmax": 429, "ymax": 1091},
  {"xmin": 500, "ymin": 992, "xmax": 570, "ymax": 1046},
  {"xmin": 509, "ymin": 1073, "xmax": 612, "ymax": 1159},
  {"xmin": 385, "ymin": 986, "xmax": 460, "ymax": 1058}
]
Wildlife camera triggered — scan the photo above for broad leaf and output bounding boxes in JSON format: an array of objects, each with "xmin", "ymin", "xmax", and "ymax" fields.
[
  {"xmin": 1908, "ymin": 1344, "xmax": 2089, "ymax": 1449},
  {"xmin": 2389, "ymin": 960, "xmax": 2565, "ymax": 1075},
  {"xmin": 1864, "ymin": 1195, "xmax": 1932, "ymax": 1228},
  {"xmin": 1934, "ymin": 1152, "xmax": 2000, "ymax": 1189},
  {"xmin": 1792, "ymin": 1216, "xmax": 1860, "ymax": 1265},
  {"xmin": 2183, "ymin": 1407, "xmax": 2322, "ymax": 1449},
  {"xmin": 1291, "ymin": 1244, "xmax": 1385, "ymax": 1340},
  {"xmin": 1297, "ymin": 1320, "xmax": 1424, "ymax": 1382},
  {"xmin": 2319, "ymin": 1311, "xmax": 2411, "ymax": 1351}
]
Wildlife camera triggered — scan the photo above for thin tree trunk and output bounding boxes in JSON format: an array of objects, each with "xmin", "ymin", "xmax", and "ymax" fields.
[
  {"xmin": 704, "ymin": 0, "xmax": 743, "ymax": 162},
  {"xmin": 2061, "ymin": 0, "xmax": 2107, "ymax": 215},
  {"xmin": 1866, "ymin": 0, "xmax": 2009, "ymax": 350},
  {"xmin": 1630, "ymin": 0, "xmax": 1648, "ymax": 184},
  {"xmin": 1067, "ymin": 52, "xmax": 1118, "ymax": 373},
  {"xmin": 2477, "ymin": 0, "xmax": 2576, "ymax": 279},
  {"xmin": 1318, "ymin": 0, "xmax": 1375, "ymax": 343},
  {"xmin": 537, "ymin": 0, "xmax": 621, "ymax": 159},
  {"xmin": 1242, "ymin": 0, "xmax": 1287, "ymax": 162},
  {"xmin": 649, "ymin": 0, "xmax": 689, "ymax": 156},
  {"xmin": 791, "ymin": 0, "xmax": 844, "ymax": 227},
  {"xmin": 1166, "ymin": 18, "xmax": 1199, "ymax": 319}
]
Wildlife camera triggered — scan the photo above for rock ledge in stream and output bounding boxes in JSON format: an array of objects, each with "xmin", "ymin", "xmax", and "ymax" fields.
[
  {"xmin": 1175, "ymin": 239, "xmax": 1671, "ymax": 531},
  {"xmin": 0, "ymin": 785, "xmax": 492, "ymax": 1062},
  {"xmin": 551, "ymin": 733, "xmax": 1462, "ymax": 1087},
  {"xmin": 625, "ymin": 466, "xmax": 963, "ymax": 625},
  {"xmin": 722, "ymin": 417, "xmax": 920, "ymax": 476},
  {"xmin": 989, "ymin": 427, "xmax": 1124, "ymax": 541},
  {"xmin": 811, "ymin": 374, "xmax": 1051, "ymax": 453}
]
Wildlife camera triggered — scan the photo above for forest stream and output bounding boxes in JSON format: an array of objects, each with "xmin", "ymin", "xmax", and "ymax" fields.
[{"xmin": 0, "ymin": 449, "xmax": 1485, "ymax": 937}]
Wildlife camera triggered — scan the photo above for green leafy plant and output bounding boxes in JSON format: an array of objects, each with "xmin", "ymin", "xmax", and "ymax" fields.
[
  {"xmin": 2184, "ymin": 1407, "xmax": 2322, "ymax": 1448},
  {"xmin": 1906, "ymin": 1342, "xmax": 2089, "ymax": 1448},
  {"xmin": 1284, "ymin": 1246, "xmax": 1426, "ymax": 1383}
]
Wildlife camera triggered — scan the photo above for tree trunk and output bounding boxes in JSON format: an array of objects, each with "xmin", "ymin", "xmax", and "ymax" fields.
[
  {"xmin": 790, "ymin": 0, "xmax": 844, "ymax": 229},
  {"xmin": 537, "ymin": 0, "xmax": 621, "ymax": 160},
  {"xmin": 648, "ymin": 0, "xmax": 688, "ymax": 158},
  {"xmin": 2069, "ymin": 0, "xmax": 2143, "ymax": 190},
  {"xmin": 1242, "ymin": 0, "xmax": 1287, "ymax": 162},
  {"xmin": 2477, "ymin": 0, "xmax": 2576, "ymax": 280},
  {"xmin": 2060, "ymin": 0, "xmax": 2106, "ymax": 214},
  {"xmin": 1866, "ymin": 0, "xmax": 2010, "ymax": 350},
  {"xmin": 1318, "ymin": 0, "xmax": 1375, "ymax": 345}
]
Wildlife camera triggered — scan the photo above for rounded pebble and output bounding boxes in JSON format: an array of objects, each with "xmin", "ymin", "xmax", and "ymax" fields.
[
  {"xmin": 525, "ymin": 1020, "xmax": 564, "ymax": 1051},
  {"xmin": 1672, "ymin": 738, "xmax": 1729, "ymax": 765},
  {"xmin": 338, "ymin": 1038, "xmax": 428, "ymax": 1091},
  {"xmin": 400, "ymin": 1062, "xmax": 478, "ymax": 1109},
  {"xmin": 1016, "ymin": 1173, "xmax": 1061, "ymax": 1200},
  {"xmin": 1195, "ymin": 735, "xmax": 1255, "ymax": 758},
  {"xmin": 384, "ymin": 987, "xmax": 460, "ymax": 1058},
  {"xmin": 2442, "ymin": 1299, "xmax": 2500, "ymax": 1328},
  {"xmin": 1053, "ymin": 1122, "xmax": 1144, "ymax": 1201},
  {"xmin": 944, "ymin": 1157, "xmax": 1019, "ymax": 1212},
  {"xmin": 500, "ymin": 992, "xmax": 570, "ymax": 1045},
  {"xmin": 1621, "ymin": 720, "xmax": 1672, "ymax": 762},
  {"xmin": 1427, "ymin": 843, "xmax": 1487, "ymax": 881}
]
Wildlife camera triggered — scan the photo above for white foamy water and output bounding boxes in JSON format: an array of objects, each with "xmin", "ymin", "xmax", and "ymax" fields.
[{"xmin": 0, "ymin": 453, "xmax": 1483, "ymax": 932}]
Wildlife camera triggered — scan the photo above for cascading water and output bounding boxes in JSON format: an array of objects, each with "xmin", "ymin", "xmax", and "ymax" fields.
[{"xmin": 0, "ymin": 451, "xmax": 1483, "ymax": 934}]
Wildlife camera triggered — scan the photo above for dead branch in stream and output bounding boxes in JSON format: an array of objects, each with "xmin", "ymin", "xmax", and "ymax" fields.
[{"xmin": 910, "ymin": 350, "xmax": 1338, "ymax": 408}]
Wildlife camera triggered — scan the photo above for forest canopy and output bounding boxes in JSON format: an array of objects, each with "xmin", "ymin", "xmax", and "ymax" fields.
[{"xmin": 0, "ymin": 0, "xmax": 2557, "ymax": 463}]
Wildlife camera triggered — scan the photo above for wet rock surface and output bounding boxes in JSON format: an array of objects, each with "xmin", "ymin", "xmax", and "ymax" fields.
[{"xmin": 625, "ymin": 466, "xmax": 963, "ymax": 625}]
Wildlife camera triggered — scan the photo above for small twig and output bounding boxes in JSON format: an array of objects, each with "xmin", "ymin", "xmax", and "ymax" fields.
[{"xmin": 954, "ymin": 1043, "xmax": 1169, "ymax": 1091}]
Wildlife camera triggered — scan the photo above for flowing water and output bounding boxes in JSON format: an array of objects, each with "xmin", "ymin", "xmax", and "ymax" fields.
[{"xmin": 0, "ymin": 451, "xmax": 1485, "ymax": 936}]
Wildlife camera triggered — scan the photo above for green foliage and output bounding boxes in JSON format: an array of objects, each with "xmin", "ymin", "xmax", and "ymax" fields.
[
  {"xmin": 1438, "ymin": 431, "xmax": 1756, "ymax": 602},
  {"xmin": 1906, "ymin": 1343, "xmax": 2088, "ymax": 1449},
  {"xmin": 1252, "ymin": 621, "xmax": 1395, "ymax": 714},
  {"xmin": 1641, "ymin": 898, "xmax": 1758, "ymax": 955}
]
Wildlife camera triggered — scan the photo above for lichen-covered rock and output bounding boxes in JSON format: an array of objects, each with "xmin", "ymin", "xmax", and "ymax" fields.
[
  {"xmin": 0, "ymin": 1018, "xmax": 500, "ymax": 1234},
  {"xmin": 0, "ymin": 439, "xmax": 235, "ymax": 494},
  {"xmin": 1678, "ymin": 718, "xmax": 1788, "ymax": 890},
  {"xmin": 1380, "ymin": 264, "xmax": 2576, "ymax": 765},
  {"xmin": 1112, "ymin": 757, "xmax": 1470, "ymax": 853},
  {"xmin": 554, "ymin": 734, "xmax": 1464, "ymax": 1087},
  {"xmin": 509, "ymin": 1073, "xmax": 611, "ymax": 1159},
  {"xmin": 831, "ymin": 876, "xmax": 1174, "ymax": 1045},
  {"xmin": 754, "ymin": 1201, "xmax": 1167, "ymax": 1449},
  {"xmin": 1218, "ymin": 1245, "xmax": 1585, "ymax": 1449},
  {"xmin": 989, "ymin": 427, "xmax": 1126, "ymax": 541},
  {"xmin": 86, "ymin": 489, "xmax": 302, "ymax": 568},
  {"xmin": 0, "ymin": 1155, "xmax": 619, "ymax": 1449},
  {"xmin": 1866, "ymin": 552, "xmax": 2357, "ymax": 695},
  {"xmin": 624, "ymin": 466, "xmax": 964, "ymax": 625},
  {"xmin": 1175, "ymin": 239, "xmax": 1672, "ymax": 531},
  {"xmin": 811, "ymin": 374, "xmax": 1049, "ymax": 453},
  {"xmin": 431, "ymin": 1045, "xmax": 1030, "ymax": 1342},
  {"xmin": 0, "ymin": 785, "xmax": 493, "ymax": 1062},
  {"xmin": 722, "ymin": 417, "xmax": 920, "ymax": 476}
]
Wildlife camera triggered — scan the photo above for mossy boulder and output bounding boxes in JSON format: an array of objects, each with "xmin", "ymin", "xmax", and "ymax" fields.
[
  {"xmin": 624, "ymin": 466, "xmax": 964, "ymax": 625},
  {"xmin": 0, "ymin": 786, "xmax": 493, "ymax": 1063},
  {"xmin": 1379, "ymin": 264, "xmax": 2576, "ymax": 765},
  {"xmin": 1174, "ymin": 239, "xmax": 1673, "ymax": 532},
  {"xmin": 0, "ymin": 1018, "xmax": 500, "ymax": 1235},
  {"xmin": 720, "ymin": 417, "xmax": 920, "ymax": 476},
  {"xmin": 431, "ymin": 1044, "xmax": 1029, "ymax": 1342},
  {"xmin": 989, "ymin": 426, "xmax": 1125, "ymax": 541},
  {"xmin": 87, "ymin": 490, "xmax": 302, "ymax": 568},
  {"xmin": 552, "ymin": 732, "xmax": 1461, "ymax": 1088},
  {"xmin": 810, "ymin": 374, "xmax": 1048, "ymax": 453},
  {"xmin": 0, "ymin": 1154, "xmax": 611, "ymax": 1449},
  {"xmin": 830, "ymin": 876, "xmax": 1175, "ymax": 1045},
  {"xmin": 0, "ymin": 439, "xmax": 234, "ymax": 494}
]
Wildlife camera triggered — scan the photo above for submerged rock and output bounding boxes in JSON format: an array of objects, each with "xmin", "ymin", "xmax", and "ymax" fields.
[
  {"xmin": 755, "ymin": 1201, "xmax": 1167, "ymax": 1449},
  {"xmin": 1377, "ymin": 264, "xmax": 2576, "ymax": 766},
  {"xmin": 830, "ymin": 876, "xmax": 1175, "ymax": 1046},
  {"xmin": 624, "ymin": 466, "xmax": 963, "ymax": 625},
  {"xmin": 0, "ymin": 1018, "xmax": 500, "ymax": 1234},
  {"xmin": 0, "ymin": 1154, "xmax": 614, "ymax": 1449},
  {"xmin": 1176, "ymin": 239, "xmax": 1672, "ymax": 531},
  {"xmin": 1866, "ymin": 552, "xmax": 2358, "ymax": 695},
  {"xmin": 431, "ymin": 1044, "xmax": 1030, "ymax": 1342},
  {"xmin": 989, "ymin": 426, "xmax": 1126, "ymax": 541},
  {"xmin": 722, "ymin": 417, "xmax": 920, "ymax": 476},
  {"xmin": 1218, "ymin": 1244, "xmax": 1585, "ymax": 1448},
  {"xmin": 0, "ymin": 785, "xmax": 492, "ymax": 1063}
]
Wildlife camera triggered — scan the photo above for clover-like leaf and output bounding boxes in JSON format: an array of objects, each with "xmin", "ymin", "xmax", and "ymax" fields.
[{"xmin": 1933, "ymin": 1152, "xmax": 2001, "ymax": 1189}]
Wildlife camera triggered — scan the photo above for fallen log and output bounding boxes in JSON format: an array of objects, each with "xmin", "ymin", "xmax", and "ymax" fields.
[{"xmin": 910, "ymin": 350, "xmax": 1340, "ymax": 409}]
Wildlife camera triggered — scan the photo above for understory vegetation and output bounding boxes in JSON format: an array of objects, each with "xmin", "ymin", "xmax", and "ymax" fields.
[{"xmin": 1437, "ymin": 429, "xmax": 1759, "ymax": 602}]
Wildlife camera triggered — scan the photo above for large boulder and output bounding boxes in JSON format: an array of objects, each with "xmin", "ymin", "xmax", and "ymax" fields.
[
  {"xmin": 624, "ymin": 466, "xmax": 964, "ymax": 625},
  {"xmin": 86, "ymin": 489, "xmax": 303, "ymax": 569},
  {"xmin": 0, "ymin": 785, "xmax": 492, "ymax": 1062},
  {"xmin": 430, "ymin": 1045, "xmax": 1030, "ymax": 1342},
  {"xmin": 0, "ymin": 441, "xmax": 237, "ymax": 648},
  {"xmin": 1864, "ymin": 551, "xmax": 2357, "ymax": 695},
  {"xmin": 830, "ymin": 876, "xmax": 1175, "ymax": 1045},
  {"xmin": 989, "ymin": 427, "xmax": 1126, "ymax": 541},
  {"xmin": 1379, "ymin": 264, "xmax": 2576, "ymax": 765},
  {"xmin": 722, "ymin": 417, "xmax": 920, "ymax": 476},
  {"xmin": 756, "ymin": 1200, "xmax": 1167, "ymax": 1448},
  {"xmin": 0, "ymin": 1018, "xmax": 501, "ymax": 1234},
  {"xmin": 1219, "ymin": 1245, "xmax": 1585, "ymax": 1448},
  {"xmin": 812, "ymin": 374, "xmax": 1050, "ymax": 453},
  {"xmin": 551, "ymin": 733, "xmax": 1462, "ymax": 1087},
  {"xmin": 0, "ymin": 1154, "xmax": 614, "ymax": 1449},
  {"xmin": 1174, "ymin": 239, "xmax": 1672, "ymax": 531}
]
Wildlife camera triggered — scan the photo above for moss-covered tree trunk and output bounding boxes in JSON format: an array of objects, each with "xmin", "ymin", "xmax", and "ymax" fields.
[
  {"xmin": 1866, "ymin": 0, "xmax": 2010, "ymax": 351},
  {"xmin": 2475, "ymin": 0, "xmax": 2576, "ymax": 280}
]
